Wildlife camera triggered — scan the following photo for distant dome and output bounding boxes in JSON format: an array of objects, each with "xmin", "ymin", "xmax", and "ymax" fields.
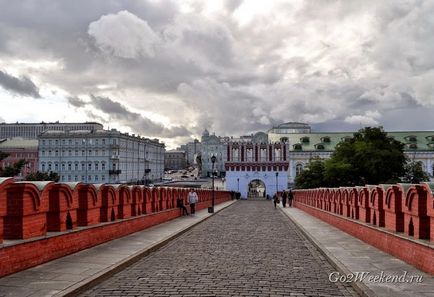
[
  {"xmin": 277, "ymin": 122, "xmax": 310, "ymax": 129},
  {"xmin": 202, "ymin": 129, "xmax": 210, "ymax": 137},
  {"xmin": 269, "ymin": 122, "xmax": 311, "ymax": 134},
  {"xmin": 252, "ymin": 131, "xmax": 268, "ymax": 143}
]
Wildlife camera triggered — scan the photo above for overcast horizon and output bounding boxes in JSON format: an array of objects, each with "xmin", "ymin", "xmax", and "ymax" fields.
[{"xmin": 1, "ymin": 0, "xmax": 433, "ymax": 149}]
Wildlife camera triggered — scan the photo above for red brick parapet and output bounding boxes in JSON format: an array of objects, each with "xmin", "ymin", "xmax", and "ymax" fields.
[
  {"xmin": 0, "ymin": 181, "xmax": 232, "ymax": 277},
  {"xmin": 293, "ymin": 185, "xmax": 434, "ymax": 275}
]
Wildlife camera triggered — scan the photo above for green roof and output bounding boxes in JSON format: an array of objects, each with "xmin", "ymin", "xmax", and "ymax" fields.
[{"xmin": 273, "ymin": 131, "xmax": 434, "ymax": 152}]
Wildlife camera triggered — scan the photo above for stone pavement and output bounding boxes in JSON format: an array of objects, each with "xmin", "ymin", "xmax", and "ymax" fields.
[
  {"xmin": 279, "ymin": 205, "xmax": 434, "ymax": 297},
  {"xmin": 80, "ymin": 200, "xmax": 358, "ymax": 297},
  {"xmin": 0, "ymin": 200, "xmax": 236, "ymax": 297}
]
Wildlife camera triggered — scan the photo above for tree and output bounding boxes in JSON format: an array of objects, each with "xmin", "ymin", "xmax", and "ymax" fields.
[
  {"xmin": 402, "ymin": 160, "xmax": 430, "ymax": 183},
  {"xmin": 0, "ymin": 158, "xmax": 28, "ymax": 177},
  {"xmin": 25, "ymin": 171, "xmax": 60, "ymax": 182},
  {"xmin": 295, "ymin": 157, "xmax": 326, "ymax": 189},
  {"xmin": 324, "ymin": 127, "xmax": 406, "ymax": 186},
  {"xmin": 0, "ymin": 151, "xmax": 9, "ymax": 161}
]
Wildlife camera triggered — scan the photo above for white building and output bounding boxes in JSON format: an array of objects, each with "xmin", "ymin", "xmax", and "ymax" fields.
[
  {"xmin": 200, "ymin": 129, "xmax": 227, "ymax": 177},
  {"xmin": 38, "ymin": 129, "xmax": 164, "ymax": 184},
  {"xmin": 185, "ymin": 139, "xmax": 201, "ymax": 166},
  {"xmin": 0, "ymin": 122, "xmax": 103, "ymax": 139}
]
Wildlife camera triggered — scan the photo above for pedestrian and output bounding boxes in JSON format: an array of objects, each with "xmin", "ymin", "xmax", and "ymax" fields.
[
  {"xmin": 288, "ymin": 189, "xmax": 294, "ymax": 207},
  {"xmin": 176, "ymin": 196, "xmax": 189, "ymax": 216},
  {"xmin": 282, "ymin": 191, "xmax": 287, "ymax": 208},
  {"xmin": 273, "ymin": 194, "xmax": 279, "ymax": 209},
  {"xmin": 188, "ymin": 189, "xmax": 199, "ymax": 215}
]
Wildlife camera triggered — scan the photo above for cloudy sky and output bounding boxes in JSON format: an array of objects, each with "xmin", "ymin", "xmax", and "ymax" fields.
[{"xmin": 0, "ymin": 0, "xmax": 433, "ymax": 148}]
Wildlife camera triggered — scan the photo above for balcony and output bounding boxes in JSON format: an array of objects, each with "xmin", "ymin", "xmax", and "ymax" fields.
[
  {"xmin": 111, "ymin": 155, "xmax": 119, "ymax": 159},
  {"xmin": 109, "ymin": 169, "xmax": 122, "ymax": 175}
]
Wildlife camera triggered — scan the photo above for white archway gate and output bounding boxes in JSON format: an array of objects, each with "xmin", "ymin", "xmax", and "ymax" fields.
[{"xmin": 226, "ymin": 170, "xmax": 288, "ymax": 199}]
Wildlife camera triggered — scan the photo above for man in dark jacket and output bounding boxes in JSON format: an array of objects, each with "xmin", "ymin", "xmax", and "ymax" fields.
[
  {"xmin": 288, "ymin": 189, "xmax": 294, "ymax": 207},
  {"xmin": 282, "ymin": 191, "xmax": 287, "ymax": 207},
  {"xmin": 176, "ymin": 197, "xmax": 189, "ymax": 216}
]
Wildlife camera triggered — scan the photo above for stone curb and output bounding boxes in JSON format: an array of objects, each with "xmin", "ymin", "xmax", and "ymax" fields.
[
  {"xmin": 56, "ymin": 200, "xmax": 237, "ymax": 297},
  {"xmin": 279, "ymin": 207, "xmax": 378, "ymax": 297}
]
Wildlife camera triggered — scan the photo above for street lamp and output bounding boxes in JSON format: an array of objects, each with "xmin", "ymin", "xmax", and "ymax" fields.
[
  {"xmin": 237, "ymin": 177, "xmax": 240, "ymax": 192},
  {"xmin": 275, "ymin": 172, "xmax": 279, "ymax": 195},
  {"xmin": 209, "ymin": 155, "xmax": 217, "ymax": 213}
]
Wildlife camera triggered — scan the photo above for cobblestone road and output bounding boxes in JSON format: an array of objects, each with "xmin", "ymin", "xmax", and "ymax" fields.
[{"xmin": 80, "ymin": 201, "xmax": 359, "ymax": 297}]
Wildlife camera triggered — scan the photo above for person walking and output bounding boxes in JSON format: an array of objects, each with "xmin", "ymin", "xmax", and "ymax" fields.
[
  {"xmin": 288, "ymin": 189, "xmax": 294, "ymax": 207},
  {"xmin": 282, "ymin": 191, "xmax": 287, "ymax": 208},
  {"xmin": 273, "ymin": 193, "xmax": 279, "ymax": 209},
  {"xmin": 176, "ymin": 196, "xmax": 189, "ymax": 216},
  {"xmin": 188, "ymin": 189, "xmax": 199, "ymax": 215}
]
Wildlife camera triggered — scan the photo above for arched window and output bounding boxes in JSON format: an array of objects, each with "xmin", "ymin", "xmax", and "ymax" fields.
[
  {"xmin": 296, "ymin": 163, "xmax": 303, "ymax": 176},
  {"xmin": 41, "ymin": 162, "xmax": 46, "ymax": 172}
]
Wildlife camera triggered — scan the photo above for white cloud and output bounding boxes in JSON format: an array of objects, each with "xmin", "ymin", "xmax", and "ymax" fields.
[
  {"xmin": 345, "ymin": 110, "xmax": 381, "ymax": 125},
  {"xmin": 88, "ymin": 10, "xmax": 160, "ymax": 59}
]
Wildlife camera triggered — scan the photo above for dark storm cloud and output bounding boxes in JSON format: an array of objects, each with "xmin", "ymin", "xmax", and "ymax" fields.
[
  {"xmin": 67, "ymin": 96, "xmax": 87, "ymax": 108},
  {"xmin": 0, "ymin": 70, "xmax": 40, "ymax": 98},
  {"xmin": 89, "ymin": 95, "xmax": 191, "ymax": 138},
  {"xmin": 1, "ymin": 0, "xmax": 434, "ymax": 145}
]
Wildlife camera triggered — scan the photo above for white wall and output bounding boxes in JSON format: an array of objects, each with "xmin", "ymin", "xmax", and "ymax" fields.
[{"xmin": 226, "ymin": 170, "xmax": 288, "ymax": 199}]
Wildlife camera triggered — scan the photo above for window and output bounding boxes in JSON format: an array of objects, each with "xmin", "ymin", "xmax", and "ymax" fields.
[
  {"xmin": 48, "ymin": 163, "xmax": 52, "ymax": 171},
  {"xmin": 102, "ymin": 162, "xmax": 106, "ymax": 170},
  {"xmin": 95, "ymin": 162, "xmax": 99, "ymax": 171},
  {"xmin": 55, "ymin": 150, "xmax": 59, "ymax": 156},
  {"xmin": 102, "ymin": 175, "xmax": 105, "ymax": 181},
  {"xmin": 88, "ymin": 162, "xmax": 92, "ymax": 170},
  {"xmin": 68, "ymin": 150, "xmax": 72, "ymax": 156},
  {"xmin": 75, "ymin": 175, "xmax": 78, "ymax": 181},
  {"xmin": 75, "ymin": 163, "xmax": 79, "ymax": 171},
  {"xmin": 102, "ymin": 138, "xmax": 106, "ymax": 145},
  {"xmin": 48, "ymin": 150, "xmax": 52, "ymax": 156},
  {"xmin": 81, "ymin": 163, "xmax": 85, "ymax": 171},
  {"xmin": 41, "ymin": 163, "xmax": 46, "ymax": 171},
  {"xmin": 300, "ymin": 136, "xmax": 309, "ymax": 143},
  {"xmin": 88, "ymin": 175, "xmax": 92, "ymax": 181},
  {"xmin": 321, "ymin": 136, "xmax": 331, "ymax": 143},
  {"xmin": 75, "ymin": 150, "xmax": 78, "ymax": 156},
  {"xmin": 68, "ymin": 163, "xmax": 72, "ymax": 171},
  {"xmin": 82, "ymin": 150, "xmax": 85, "ymax": 156},
  {"xmin": 68, "ymin": 175, "xmax": 71, "ymax": 182},
  {"xmin": 88, "ymin": 150, "xmax": 92, "ymax": 156},
  {"xmin": 293, "ymin": 144, "xmax": 302, "ymax": 151},
  {"xmin": 61, "ymin": 163, "xmax": 65, "ymax": 171},
  {"xmin": 55, "ymin": 163, "xmax": 59, "ymax": 171},
  {"xmin": 42, "ymin": 150, "xmax": 45, "ymax": 156},
  {"xmin": 95, "ymin": 175, "xmax": 99, "ymax": 181},
  {"xmin": 296, "ymin": 163, "xmax": 303, "ymax": 176}
]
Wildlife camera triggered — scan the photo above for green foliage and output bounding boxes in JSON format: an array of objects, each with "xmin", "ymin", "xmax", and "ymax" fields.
[
  {"xmin": 0, "ymin": 151, "xmax": 9, "ymax": 161},
  {"xmin": 295, "ymin": 127, "xmax": 407, "ymax": 188},
  {"xmin": 294, "ymin": 157, "xmax": 326, "ymax": 189},
  {"xmin": 402, "ymin": 161, "xmax": 430, "ymax": 183},
  {"xmin": 25, "ymin": 171, "xmax": 60, "ymax": 182},
  {"xmin": 0, "ymin": 158, "xmax": 28, "ymax": 177},
  {"xmin": 325, "ymin": 127, "xmax": 405, "ymax": 186}
]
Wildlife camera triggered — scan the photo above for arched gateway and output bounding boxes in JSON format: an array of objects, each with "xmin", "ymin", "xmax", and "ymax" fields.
[
  {"xmin": 224, "ymin": 133, "xmax": 289, "ymax": 199},
  {"xmin": 248, "ymin": 179, "xmax": 266, "ymax": 198}
]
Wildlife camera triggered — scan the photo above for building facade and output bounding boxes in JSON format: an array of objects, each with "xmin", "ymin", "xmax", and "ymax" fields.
[
  {"xmin": 0, "ymin": 122, "xmax": 103, "ymax": 139},
  {"xmin": 200, "ymin": 129, "xmax": 227, "ymax": 177},
  {"xmin": 38, "ymin": 129, "xmax": 164, "ymax": 184},
  {"xmin": 0, "ymin": 138, "xmax": 38, "ymax": 178},
  {"xmin": 164, "ymin": 150, "xmax": 186, "ymax": 170},
  {"xmin": 268, "ymin": 122, "xmax": 434, "ymax": 184},
  {"xmin": 225, "ymin": 132, "xmax": 289, "ymax": 198},
  {"xmin": 185, "ymin": 139, "xmax": 201, "ymax": 166}
]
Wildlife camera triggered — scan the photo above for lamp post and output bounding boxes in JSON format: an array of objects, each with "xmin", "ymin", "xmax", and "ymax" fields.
[
  {"xmin": 237, "ymin": 177, "xmax": 240, "ymax": 192},
  {"xmin": 209, "ymin": 155, "xmax": 217, "ymax": 213},
  {"xmin": 275, "ymin": 172, "xmax": 279, "ymax": 195}
]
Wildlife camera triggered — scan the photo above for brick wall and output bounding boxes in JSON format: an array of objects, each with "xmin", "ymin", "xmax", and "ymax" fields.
[
  {"xmin": 293, "ymin": 184, "xmax": 434, "ymax": 275},
  {"xmin": 0, "ymin": 182, "xmax": 231, "ymax": 277}
]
